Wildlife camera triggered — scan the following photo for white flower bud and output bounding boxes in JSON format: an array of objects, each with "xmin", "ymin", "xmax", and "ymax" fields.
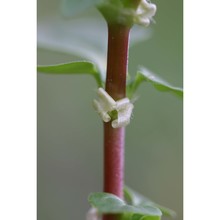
[
  {"xmin": 115, "ymin": 98, "xmax": 130, "ymax": 110},
  {"xmin": 93, "ymin": 99, "xmax": 111, "ymax": 122},
  {"xmin": 93, "ymin": 88, "xmax": 134, "ymax": 128},
  {"xmin": 135, "ymin": 0, "xmax": 157, "ymax": 27},
  {"xmin": 140, "ymin": 0, "xmax": 157, "ymax": 17},
  {"xmin": 112, "ymin": 103, "xmax": 134, "ymax": 128},
  {"xmin": 97, "ymin": 88, "xmax": 116, "ymax": 111}
]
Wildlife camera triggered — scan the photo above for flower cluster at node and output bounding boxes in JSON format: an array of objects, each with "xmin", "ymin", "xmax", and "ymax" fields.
[
  {"xmin": 93, "ymin": 88, "xmax": 134, "ymax": 128},
  {"xmin": 134, "ymin": 0, "xmax": 157, "ymax": 27}
]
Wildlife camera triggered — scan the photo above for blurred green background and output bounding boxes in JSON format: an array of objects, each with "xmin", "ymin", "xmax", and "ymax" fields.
[{"xmin": 37, "ymin": 0, "xmax": 183, "ymax": 220}]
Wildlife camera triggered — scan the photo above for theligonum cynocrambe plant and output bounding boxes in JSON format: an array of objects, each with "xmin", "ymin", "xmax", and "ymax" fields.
[{"xmin": 38, "ymin": 1, "xmax": 183, "ymax": 220}]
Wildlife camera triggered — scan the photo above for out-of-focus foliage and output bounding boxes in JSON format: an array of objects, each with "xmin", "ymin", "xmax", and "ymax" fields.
[
  {"xmin": 88, "ymin": 192, "xmax": 161, "ymax": 220},
  {"xmin": 62, "ymin": 0, "xmax": 101, "ymax": 16},
  {"xmin": 38, "ymin": 12, "xmax": 152, "ymax": 78},
  {"xmin": 124, "ymin": 186, "xmax": 176, "ymax": 218}
]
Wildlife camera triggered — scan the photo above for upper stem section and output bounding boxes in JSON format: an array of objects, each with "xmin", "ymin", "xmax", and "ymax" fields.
[{"xmin": 105, "ymin": 24, "xmax": 130, "ymax": 100}]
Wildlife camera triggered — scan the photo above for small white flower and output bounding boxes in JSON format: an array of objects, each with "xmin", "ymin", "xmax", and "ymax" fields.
[
  {"xmin": 97, "ymin": 88, "xmax": 116, "ymax": 111},
  {"xmin": 112, "ymin": 98, "xmax": 134, "ymax": 128},
  {"xmin": 93, "ymin": 88, "xmax": 134, "ymax": 128},
  {"xmin": 115, "ymin": 97, "xmax": 130, "ymax": 111},
  {"xmin": 134, "ymin": 0, "xmax": 157, "ymax": 27},
  {"xmin": 93, "ymin": 88, "xmax": 116, "ymax": 122}
]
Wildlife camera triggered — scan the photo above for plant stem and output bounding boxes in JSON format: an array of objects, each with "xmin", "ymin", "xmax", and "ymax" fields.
[{"xmin": 103, "ymin": 24, "xmax": 130, "ymax": 220}]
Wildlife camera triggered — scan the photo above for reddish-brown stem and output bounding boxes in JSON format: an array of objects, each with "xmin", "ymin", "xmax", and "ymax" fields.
[
  {"xmin": 103, "ymin": 24, "xmax": 130, "ymax": 220},
  {"xmin": 105, "ymin": 24, "xmax": 130, "ymax": 100}
]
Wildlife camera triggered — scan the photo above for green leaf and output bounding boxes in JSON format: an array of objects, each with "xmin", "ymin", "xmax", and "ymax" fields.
[
  {"xmin": 62, "ymin": 0, "xmax": 102, "ymax": 17},
  {"xmin": 131, "ymin": 214, "xmax": 160, "ymax": 220},
  {"xmin": 124, "ymin": 186, "xmax": 176, "ymax": 218},
  {"xmin": 127, "ymin": 67, "xmax": 183, "ymax": 98},
  {"xmin": 88, "ymin": 192, "xmax": 162, "ymax": 220},
  {"xmin": 38, "ymin": 12, "xmax": 152, "ymax": 78},
  {"xmin": 37, "ymin": 61, "xmax": 103, "ymax": 87}
]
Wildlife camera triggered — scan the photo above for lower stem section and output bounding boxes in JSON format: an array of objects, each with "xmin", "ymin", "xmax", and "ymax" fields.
[
  {"xmin": 103, "ymin": 124, "xmax": 125, "ymax": 220},
  {"xmin": 104, "ymin": 123, "xmax": 125, "ymax": 198}
]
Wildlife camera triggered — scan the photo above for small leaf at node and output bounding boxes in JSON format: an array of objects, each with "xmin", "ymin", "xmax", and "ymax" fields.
[
  {"xmin": 127, "ymin": 67, "xmax": 183, "ymax": 98},
  {"xmin": 88, "ymin": 192, "xmax": 162, "ymax": 220},
  {"xmin": 124, "ymin": 186, "xmax": 176, "ymax": 218}
]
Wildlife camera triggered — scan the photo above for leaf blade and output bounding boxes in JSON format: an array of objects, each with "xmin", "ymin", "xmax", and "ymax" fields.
[
  {"xmin": 37, "ymin": 61, "xmax": 102, "ymax": 87},
  {"xmin": 128, "ymin": 67, "xmax": 183, "ymax": 98},
  {"xmin": 124, "ymin": 186, "xmax": 176, "ymax": 218},
  {"xmin": 88, "ymin": 192, "xmax": 162, "ymax": 219},
  {"xmin": 61, "ymin": 0, "xmax": 101, "ymax": 17}
]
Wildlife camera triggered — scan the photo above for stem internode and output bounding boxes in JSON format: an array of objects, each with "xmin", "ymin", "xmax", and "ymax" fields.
[{"xmin": 103, "ymin": 24, "xmax": 130, "ymax": 220}]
